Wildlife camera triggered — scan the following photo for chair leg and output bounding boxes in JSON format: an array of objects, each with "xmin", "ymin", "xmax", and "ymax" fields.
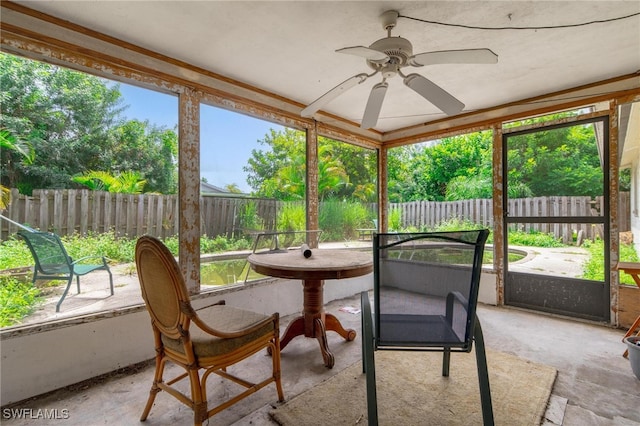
[
  {"xmin": 442, "ymin": 348, "xmax": 451, "ymax": 377},
  {"xmin": 76, "ymin": 275, "xmax": 81, "ymax": 294},
  {"xmin": 107, "ymin": 268, "xmax": 114, "ymax": 296},
  {"xmin": 140, "ymin": 354, "xmax": 166, "ymax": 421},
  {"xmin": 188, "ymin": 368, "xmax": 207, "ymax": 426},
  {"xmin": 56, "ymin": 276, "xmax": 74, "ymax": 312},
  {"xmin": 474, "ymin": 319, "xmax": 495, "ymax": 426},
  {"xmin": 361, "ymin": 292, "xmax": 378, "ymax": 426},
  {"xmin": 271, "ymin": 337, "xmax": 285, "ymax": 402}
]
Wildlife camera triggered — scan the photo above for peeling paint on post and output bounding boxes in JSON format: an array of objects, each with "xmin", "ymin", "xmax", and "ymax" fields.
[
  {"xmin": 492, "ymin": 124, "xmax": 505, "ymax": 306},
  {"xmin": 306, "ymin": 122, "xmax": 319, "ymax": 248},
  {"xmin": 179, "ymin": 88, "xmax": 201, "ymax": 293},
  {"xmin": 609, "ymin": 102, "xmax": 620, "ymax": 326},
  {"xmin": 379, "ymin": 148, "xmax": 388, "ymax": 233}
]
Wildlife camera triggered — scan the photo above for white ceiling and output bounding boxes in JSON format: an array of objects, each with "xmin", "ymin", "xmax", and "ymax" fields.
[{"xmin": 12, "ymin": 1, "xmax": 640, "ymax": 133}]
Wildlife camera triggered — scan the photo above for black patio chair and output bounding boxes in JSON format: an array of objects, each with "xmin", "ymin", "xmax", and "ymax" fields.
[
  {"xmin": 361, "ymin": 229, "xmax": 493, "ymax": 425},
  {"xmin": 18, "ymin": 230, "xmax": 114, "ymax": 312}
]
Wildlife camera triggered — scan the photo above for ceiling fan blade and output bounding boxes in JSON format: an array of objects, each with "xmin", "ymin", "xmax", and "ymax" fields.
[
  {"xmin": 336, "ymin": 46, "xmax": 389, "ymax": 63},
  {"xmin": 361, "ymin": 82, "xmax": 388, "ymax": 129},
  {"xmin": 410, "ymin": 48, "xmax": 498, "ymax": 66},
  {"xmin": 403, "ymin": 73, "xmax": 464, "ymax": 116},
  {"xmin": 301, "ymin": 73, "xmax": 369, "ymax": 117}
]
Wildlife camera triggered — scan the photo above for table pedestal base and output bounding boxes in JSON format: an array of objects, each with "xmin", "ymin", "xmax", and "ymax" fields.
[{"xmin": 279, "ymin": 279, "xmax": 356, "ymax": 368}]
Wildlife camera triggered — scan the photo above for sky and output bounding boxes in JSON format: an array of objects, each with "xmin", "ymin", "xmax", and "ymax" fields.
[{"xmin": 117, "ymin": 83, "xmax": 283, "ymax": 193}]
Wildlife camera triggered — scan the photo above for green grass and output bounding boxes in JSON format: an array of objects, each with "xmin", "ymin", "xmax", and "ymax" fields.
[
  {"xmin": 507, "ymin": 229, "xmax": 564, "ymax": 248},
  {"xmin": 0, "ymin": 276, "xmax": 42, "ymax": 327},
  {"xmin": 582, "ymin": 238, "xmax": 639, "ymax": 284},
  {"xmin": 0, "ymin": 232, "xmax": 255, "ymax": 327}
]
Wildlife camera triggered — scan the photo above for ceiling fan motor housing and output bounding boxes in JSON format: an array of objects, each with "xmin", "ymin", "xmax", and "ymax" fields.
[{"xmin": 367, "ymin": 36, "xmax": 414, "ymax": 69}]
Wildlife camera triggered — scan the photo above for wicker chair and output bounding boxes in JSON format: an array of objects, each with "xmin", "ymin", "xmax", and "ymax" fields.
[
  {"xmin": 361, "ymin": 229, "xmax": 493, "ymax": 425},
  {"xmin": 135, "ymin": 235, "xmax": 284, "ymax": 425}
]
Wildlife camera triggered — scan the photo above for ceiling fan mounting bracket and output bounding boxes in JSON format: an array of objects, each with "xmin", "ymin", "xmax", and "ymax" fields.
[{"xmin": 380, "ymin": 10, "xmax": 399, "ymax": 32}]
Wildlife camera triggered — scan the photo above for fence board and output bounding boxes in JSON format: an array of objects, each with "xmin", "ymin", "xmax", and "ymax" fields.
[{"xmin": 0, "ymin": 190, "xmax": 632, "ymax": 243}]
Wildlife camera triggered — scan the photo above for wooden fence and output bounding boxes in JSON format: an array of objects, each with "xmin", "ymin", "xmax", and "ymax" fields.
[
  {"xmin": 393, "ymin": 193, "xmax": 630, "ymax": 242},
  {"xmin": 0, "ymin": 189, "xmax": 277, "ymax": 241},
  {"xmin": 0, "ymin": 188, "xmax": 630, "ymax": 243}
]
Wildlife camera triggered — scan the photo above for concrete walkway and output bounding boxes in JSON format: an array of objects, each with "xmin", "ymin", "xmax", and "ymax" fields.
[{"xmin": 10, "ymin": 244, "xmax": 592, "ymax": 327}]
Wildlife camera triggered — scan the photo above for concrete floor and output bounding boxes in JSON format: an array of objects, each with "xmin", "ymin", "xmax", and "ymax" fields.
[{"xmin": 2, "ymin": 294, "xmax": 639, "ymax": 426}]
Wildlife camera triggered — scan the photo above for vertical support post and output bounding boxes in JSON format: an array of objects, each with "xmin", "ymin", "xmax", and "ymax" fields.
[
  {"xmin": 609, "ymin": 101, "xmax": 620, "ymax": 326},
  {"xmin": 492, "ymin": 124, "xmax": 505, "ymax": 306},
  {"xmin": 178, "ymin": 88, "xmax": 201, "ymax": 294},
  {"xmin": 306, "ymin": 121, "xmax": 319, "ymax": 248},
  {"xmin": 378, "ymin": 147, "xmax": 388, "ymax": 234}
]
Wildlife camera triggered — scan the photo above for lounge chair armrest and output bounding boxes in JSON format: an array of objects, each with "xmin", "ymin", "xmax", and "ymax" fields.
[{"xmin": 71, "ymin": 255, "xmax": 109, "ymax": 265}]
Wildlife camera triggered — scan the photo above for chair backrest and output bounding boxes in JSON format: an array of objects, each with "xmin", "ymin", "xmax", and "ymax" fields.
[
  {"xmin": 18, "ymin": 231, "xmax": 72, "ymax": 275},
  {"xmin": 373, "ymin": 229, "xmax": 489, "ymax": 351},
  {"xmin": 135, "ymin": 235, "xmax": 192, "ymax": 340}
]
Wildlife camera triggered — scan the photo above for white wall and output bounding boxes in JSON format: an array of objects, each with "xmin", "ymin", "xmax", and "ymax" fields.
[
  {"xmin": 0, "ymin": 274, "xmax": 373, "ymax": 405},
  {"xmin": 632, "ymin": 162, "xmax": 640, "ymax": 255},
  {"xmin": 1, "ymin": 271, "xmax": 498, "ymax": 405}
]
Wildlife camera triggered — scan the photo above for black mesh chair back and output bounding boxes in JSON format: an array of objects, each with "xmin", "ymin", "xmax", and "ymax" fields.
[
  {"xmin": 361, "ymin": 229, "xmax": 494, "ymax": 425},
  {"xmin": 374, "ymin": 230, "xmax": 487, "ymax": 351}
]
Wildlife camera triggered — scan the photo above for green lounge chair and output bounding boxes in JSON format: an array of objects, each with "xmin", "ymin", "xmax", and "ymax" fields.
[{"xmin": 18, "ymin": 230, "xmax": 114, "ymax": 312}]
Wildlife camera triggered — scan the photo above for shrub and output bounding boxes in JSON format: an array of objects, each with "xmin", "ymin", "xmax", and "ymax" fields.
[
  {"xmin": 507, "ymin": 229, "xmax": 563, "ymax": 248},
  {"xmin": 61, "ymin": 231, "xmax": 136, "ymax": 263},
  {"xmin": 277, "ymin": 202, "xmax": 306, "ymax": 232},
  {"xmin": 388, "ymin": 207, "xmax": 402, "ymax": 231},
  {"xmin": 319, "ymin": 200, "xmax": 372, "ymax": 241}
]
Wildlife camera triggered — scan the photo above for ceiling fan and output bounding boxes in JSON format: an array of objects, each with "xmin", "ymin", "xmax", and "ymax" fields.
[{"xmin": 300, "ymin": 10, "xmax": 498, "ymax": 129}]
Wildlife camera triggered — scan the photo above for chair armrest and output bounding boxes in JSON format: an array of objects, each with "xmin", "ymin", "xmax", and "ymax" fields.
[
  {"xmin": 361, "ymin": 291, "xmax": 375, "ymax": 346},
  {"xmin": 447, "ymin": 291, "xmax": 468, "ymax": 307},
  {"xmin": 191, "ymin": 311, "xmax": 280, "ymax": 339},
  {"xmin": 71, "ymin": 255, "xmax": 109, "ymax": 265},
  {"xmin": 195, "ymin": 299, "xmax": 226, "ymax": 311},
  {"xmin": 445, "ymin": 291, "xmax": 469, "ymax": 324}
]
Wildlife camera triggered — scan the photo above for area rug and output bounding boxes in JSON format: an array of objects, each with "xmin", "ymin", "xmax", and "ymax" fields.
[{"xmin": 270, "ymin": 349, "xmax": 557, "ymax": 426}]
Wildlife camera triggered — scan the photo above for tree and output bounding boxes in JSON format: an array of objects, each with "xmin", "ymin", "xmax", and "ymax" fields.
[
  {"xmin": 106, "ymin": 119, "xmax": 177, "ymax": 193},
  {"xmin": 225, "ymin": 183, "xmax": 243, "ymax": 194},
  {"xmin": 1, "ymin": 53, "xmax": 122, "ymax": 192},
  {"xmin": 0, "ymin": 53, "xmax": 178, "ymax": 194},
  {"xmin": 506, "ymin": 123, "xmax": 602, "ymax": 197},
  {"xmin": 0, "ymin": 128, "xmax": 35, "ymax": 210},
  {"xmin": 245, "ymin": 128, "xmax": 306, "ymax": 200},
  {"xmin": 245, "ymin": 128, "xmax": 376, "ymax": 202},
  {"xmin": 72, "ymin": 170, "xmax": 147, "ymax": 194},
  {"xmin": 388, "ymin": 132, "xmax": 492, "ymax": 202}
]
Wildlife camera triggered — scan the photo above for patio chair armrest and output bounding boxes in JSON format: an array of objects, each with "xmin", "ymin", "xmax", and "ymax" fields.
[
  {"xmin": 445, "ymin": 291, "xmax": 469, "ymax": 325},
  {"xmin": 192, "ymin": 311, "xmax": 280, "ymax": 339},
  {"xmin": 360, "ymin": 291, "xmax": 375, "ymax": 347},
  {"xmin": 447, "ymin": 290, "xmax": 468, "ymax": 307},
  {"xmin": 71, "ymin": 255, "xmax": 110, "ymax": 265}
]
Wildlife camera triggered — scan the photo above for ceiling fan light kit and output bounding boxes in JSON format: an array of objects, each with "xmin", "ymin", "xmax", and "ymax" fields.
[{"xmin": 301, "ymin": 10, "xmax": 498, "ymax": 129}]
